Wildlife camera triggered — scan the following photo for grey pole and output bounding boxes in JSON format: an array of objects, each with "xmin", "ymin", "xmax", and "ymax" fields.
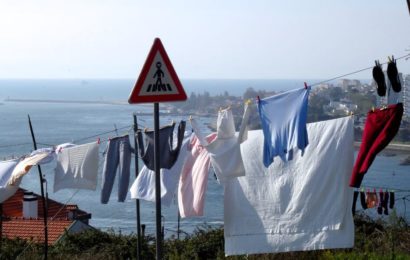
[
  {"xmin": 133, "ymin": 114, "xmax": 142, "ymax": 260},
  {"xmin": 28, "ymin": 115, "xmax": 48, "ymax": 260},
  {"xmin": 154, "ymin": 103, "xmax": 162, "ymax": 259}
]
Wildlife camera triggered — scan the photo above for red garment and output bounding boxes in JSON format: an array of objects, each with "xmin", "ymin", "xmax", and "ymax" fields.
[{"xmin": 349, "ymin": 103, "xmax": 403, "ymax": 187}]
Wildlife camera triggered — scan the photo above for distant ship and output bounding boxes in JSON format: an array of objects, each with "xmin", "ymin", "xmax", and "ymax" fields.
[{"xmin": 400, "ymin": 155, "xmax": 410, "ymax": 166}]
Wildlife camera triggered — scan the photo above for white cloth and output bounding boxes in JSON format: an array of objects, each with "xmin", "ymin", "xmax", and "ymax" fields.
[
  {"xmin": 0, "ymin": 159, "xmax": 19, "ymax": 203},
  {"xmin": 30, "ymin": 143, "xmax": 76, "ymax": 165},
  {"xmin": 0, "ymin": 159, "xmax": 19, "ymax": 188},
  {"xmin": 7, "ymin": 152, "xmax": 50, "ymax": 186},
  {"xmin": 224, "ymin": 117, "xmax": 354, "ymax": 256},
  {"xmin": 1, "ymin": 153, "xmax": 49, "ymax": 203},
  {"xmin": 54, "ymin": 141, "xmax": 99, "ymax": 192},
  {"xmin": 130, "ymin": 132, "xmax": 192, "ymax": 207},
  {"xmin": 190, "ymin": 106, "xmax": 251, "ymax": 183}
]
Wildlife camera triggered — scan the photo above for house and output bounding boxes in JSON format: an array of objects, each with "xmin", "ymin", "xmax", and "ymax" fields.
[{"xmin": 0, "ymin": 188, "xmax": 94, "ymax": 244}]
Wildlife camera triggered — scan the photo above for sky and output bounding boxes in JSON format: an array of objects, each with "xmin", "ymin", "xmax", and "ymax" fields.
[{"xmin": 0, "ymin": 0, "xmax": 410, "ymax": 80}]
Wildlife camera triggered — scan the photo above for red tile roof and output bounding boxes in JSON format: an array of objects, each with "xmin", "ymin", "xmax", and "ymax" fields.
[
  {"xmin": 1, "ymin": 218, "xmax": 74, "ymax": 244},
  {"xmin": 0, "ymin": 188, "xmax": 92, "ymax": 245},
  {"xmin": 2, "ymin": 188, "xmax": 89, "ymax": 220}
]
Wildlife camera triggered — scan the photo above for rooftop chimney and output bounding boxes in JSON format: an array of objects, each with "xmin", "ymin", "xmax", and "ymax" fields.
[
  {"xmin": 23, "ymin": 191, "xmax": 38, "ymax": 219},
  {"xmin": 66, "ymin": 204, "xmax": 78, "ymax": 220}
]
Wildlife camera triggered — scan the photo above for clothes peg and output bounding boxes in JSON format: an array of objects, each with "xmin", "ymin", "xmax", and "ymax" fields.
[
  {"xmin": 388, "ymin": 56, "xmax": 392, "ymax": 63},
  {"xmin": 256, "ymin": 96, "xmax": 260, "ymax": 102},
  {"xmin": 189, "ymin": 115, "xmax": 193, "ymax": 121},
  {"xmin": 245, "ymin": 99, "xmax": 252, "ymax": 105},
  {"xmin": 97, "ymin": 138, "xmax": 100, "ymax": 144},
  {"xmin": 304, "ymin": 82, "xmax": 308, "ymax": 89},
  {"xmin": 372, "ymin": 106, "xmax": 375, "ymax": 112}
]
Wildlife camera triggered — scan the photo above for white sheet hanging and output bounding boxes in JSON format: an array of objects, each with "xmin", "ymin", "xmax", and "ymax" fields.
[{"xmin": 224, "ymin": 117, "xmax": 354, "ymax": 255}]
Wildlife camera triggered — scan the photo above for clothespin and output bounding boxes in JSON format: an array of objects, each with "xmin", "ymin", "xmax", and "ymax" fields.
[
  {"xmin": 113, "ymin": 124, "xmax": 119, "ymax": 136},
  {"xmin": 245, "ymin": 99, "xmax": 252, "ymax": 105},
  {"xmin": 256, "ymin": 96, "xmax": 260, "ymax": 102},
  {"xmin": 372, "ymin": 106, "xmax": 375, "ymax": 112},
  {"xmin": 373, "ymin": 188, "xmax": 376, "ymax": 193},
  {"xmin": 304, "ymin": 82, "xmax": 308, "ymax": 89},
  {"xmin": 375, "ymin": 60, "xmax": 380, "ymax": 66},
  {"xmin": 97, "ymin": 138, "xmax": 100, "ymax": 144},
  {"xmin": 388, "ymin": 56, "xmax": 392, "ymax": 63},
  {"xmin": 189, "ymin": 115, "xmax": 193, "ymax": 121}
]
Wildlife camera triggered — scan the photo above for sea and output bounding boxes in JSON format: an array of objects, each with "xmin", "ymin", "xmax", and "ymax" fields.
[{"xmin": 0, "ymin": 79, "xmax": 409, "ymax": 237}]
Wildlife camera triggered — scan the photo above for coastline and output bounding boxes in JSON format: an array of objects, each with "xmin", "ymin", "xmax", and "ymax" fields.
[{"xmin": 354, "ymin": 142, "xmax": 410, "ymax": 153}]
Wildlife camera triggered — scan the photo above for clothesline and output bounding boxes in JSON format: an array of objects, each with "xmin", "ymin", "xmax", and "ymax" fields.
[
  {"xmin": 307, "ymin": 53, "xmax": 410, "ymax": 88},
  {"xmin": 3, "ymin": 53, "xmax": 409, "ymax": 150}
]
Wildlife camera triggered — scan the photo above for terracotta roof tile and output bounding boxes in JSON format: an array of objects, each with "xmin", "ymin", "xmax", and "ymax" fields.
[
  {"xmin": 2, "ymin": 218, "xmax": 74, "ymax": 244},
  {"xmin": 2, "ymin": 188, "xmax": 89, "ymax": 219}
]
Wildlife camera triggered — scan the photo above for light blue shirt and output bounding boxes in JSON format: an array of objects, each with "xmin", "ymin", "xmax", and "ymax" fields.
[{"xmin": 258, "ymin": 87, "xmax": 310, "ymax": 167}]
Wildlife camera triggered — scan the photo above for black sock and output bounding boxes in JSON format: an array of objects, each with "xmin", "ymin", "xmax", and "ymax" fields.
[
  {"xmin": 383, "ymin": 191, "xmax": 389, "ymax": 215},
  {"xmin": 360, "ymin": 191, "xmax": 367, "ymax": 210},
  {"xmin": 352, "ymin": 191, "xmax": 359, "ymax": 215},
  {"xmin": 389, "ymin": 192, "xmax": 395, "ymax": 209},
  {"xmin": 377, "ymin": 191, "xmax": 384, "ymax": 215}
]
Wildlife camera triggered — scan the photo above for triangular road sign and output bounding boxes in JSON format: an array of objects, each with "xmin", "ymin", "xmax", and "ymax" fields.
[{"xmin": 128, "ymin": 38, "xmax": 187, "ymax": 103}]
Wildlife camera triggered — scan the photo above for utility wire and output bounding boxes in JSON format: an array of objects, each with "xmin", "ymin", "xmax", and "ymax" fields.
[{"xmin": 308, "ymin": 53, "xmax": 410, "ymax": 88}]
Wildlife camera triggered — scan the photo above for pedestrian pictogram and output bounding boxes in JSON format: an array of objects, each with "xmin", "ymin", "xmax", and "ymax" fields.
[{"xmin": 128, "ymin": 38, "xmax": 187, "ymax": 103}]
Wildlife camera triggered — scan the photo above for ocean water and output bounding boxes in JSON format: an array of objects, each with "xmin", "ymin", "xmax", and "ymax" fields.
[{"xmin": 0, "ymin": 79, "xmax": 409, "ymax": 237}]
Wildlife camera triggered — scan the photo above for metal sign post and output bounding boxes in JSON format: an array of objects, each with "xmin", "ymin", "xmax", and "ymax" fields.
[
  {"xmin": 153, "ymin": 103, "xmax": 162, "ymax": 259},
  {"xmin": 133, "ymin": 114, "xmax": 142, "ymax": 260},
  {"xmin": 128, "ymin": 38, "xmax": 187, "ymax": 259}
]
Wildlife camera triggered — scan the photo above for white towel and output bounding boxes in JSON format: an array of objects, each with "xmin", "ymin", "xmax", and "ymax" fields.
[
  {"xmin": 54, "ymin": 141, "xmax": 99, "ymax": 192},
  {"xmin": 224, "ymin": 117, "xmax": 354, "ymax": 255}
]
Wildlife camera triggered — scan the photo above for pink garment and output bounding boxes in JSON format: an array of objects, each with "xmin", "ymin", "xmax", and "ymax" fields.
[{"xmin": 178, "ymin": 133, "xmax": 217, "ymax": 218}]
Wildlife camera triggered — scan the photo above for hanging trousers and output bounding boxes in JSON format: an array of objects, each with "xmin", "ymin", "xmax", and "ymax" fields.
[
  {"xmin": 349, "ymin": 103, "xmax": 403, "ymax": 188},
  {"xmin": 101, "ymin": 135, "xmax": 132, "ymax": 204}
]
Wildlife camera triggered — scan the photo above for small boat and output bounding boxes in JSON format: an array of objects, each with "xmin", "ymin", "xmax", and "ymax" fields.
[{"xmin": 400, "ymin": 155, "xmax": 410, "ymax": 166}]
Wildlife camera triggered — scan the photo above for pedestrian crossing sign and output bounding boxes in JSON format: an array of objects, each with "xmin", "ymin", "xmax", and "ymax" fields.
[{"xmin": 128, "ymin": 38, "xmax": 187, "ymax": 103}]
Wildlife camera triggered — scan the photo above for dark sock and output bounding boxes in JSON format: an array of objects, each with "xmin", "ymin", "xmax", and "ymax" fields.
[
  {"xmin": 389, "ymin": 192, "xmax": 395, "ymax": 209},
  {"xmin": 360, "ymin": 191, "xmax": 367, "ymax": 210},
  {"xmin": 373, "ymin": 62, "xmax": 386, "ymax": 96},
  {"xmin": 352, "ymin": 191, "xmax": 359, "ymax": 215},
  {"xmin": 377, "ymin": 191, "xmax": 384, "ymax": 215},
  {"xmin": 383, "ymin": 191, "xmax": 389, "ymax": 215},
  {"xmin": 387, "ymin": 59, "xmax": 402, "ymax": 92}
]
